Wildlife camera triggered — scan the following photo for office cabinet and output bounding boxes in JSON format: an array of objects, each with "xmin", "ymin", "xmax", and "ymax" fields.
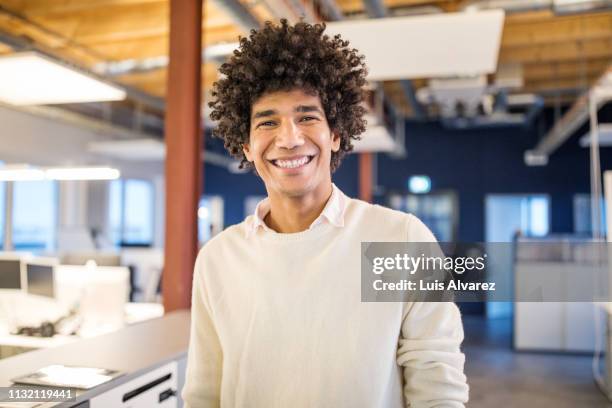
[
  {"xmin": 514, "ymin": 261, "xmax": 605, "ymax": 352},
  {"xmin": 89, "ymin": 362, "xmax": 178, "ymax": 407}
]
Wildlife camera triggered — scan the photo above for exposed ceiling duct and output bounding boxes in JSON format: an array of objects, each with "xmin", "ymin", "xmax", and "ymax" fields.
[
  {"xmin": 94, "ymin": 42, "xmax": 240, "ymax": 77},
  {"xmin": 362, "ymin": 0, "xmax": 386, "ymax": 18},
  {"xmin": 317, "ymin": 0, "xmax": 344, "ymax": 21},
  {"xmin": 416, "ymin": 77, "xmax": 544, "ymax": 129},
  {"xmin": 261, "ymin": 0, "xmax": 303, "ymax": 23},
  {"xmin": 87, "ymin": 138, "xmax": 246, "ymax": 173},
  {"xmin": 579, "ymin": 124, "xmax": 612, "ymax": 147},
  {"xmin": 553, "ymin": 0, "xmax": 612, "ymax": 14},
  {"xmin": 392, "ymin": 6, "xmax": 444, "ymax": 16},
  {"xmin": 211, "ymin": 0, "xmax": 261, "ymax": 31},
  {"xmin": 1, "ymin": 102, "xmax": 157, "ymax": 141},
  {"xmin": 462, "ymin": 0, "xmax": 552, "ymax": 12},
  {"xmin": 524, "ymin": 66, "xmax": 612, "ymax": 163},
  {"xmin": 419, "ymin": 76, "xmax": 489, "ymax": 118},
  {"xmin": 360, "ymin": 0, "xmax": 427, "ymax": 119}
]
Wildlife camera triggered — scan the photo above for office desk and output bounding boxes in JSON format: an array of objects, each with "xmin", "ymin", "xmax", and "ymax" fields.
[
  {"xmin": 0, "ymin": 302, "xmax": 164, "ymax": 358},
  {"xmin": 0, "ymin": 310, "xmax": 190, "ymax": 407}
]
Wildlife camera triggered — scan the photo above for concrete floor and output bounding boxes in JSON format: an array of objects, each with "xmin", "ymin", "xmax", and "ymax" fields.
[{"xmin": 463, "ymin": 316, "xmax": 612, "ymax": 407}]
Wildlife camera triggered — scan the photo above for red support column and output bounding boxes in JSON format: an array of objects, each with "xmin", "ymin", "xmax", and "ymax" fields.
[
  {"xmin": 359, "ymin": 153, "xmax": 373, "ymax": 203},
  {"xmin": 163, "ymin": 0, "xmax": 203, "ymax": 312}
]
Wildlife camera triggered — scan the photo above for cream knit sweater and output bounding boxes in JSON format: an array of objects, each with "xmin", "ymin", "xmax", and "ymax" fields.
[{"xmin": 182, "ymin": 195, "xmax": 469, "ymax": 408}]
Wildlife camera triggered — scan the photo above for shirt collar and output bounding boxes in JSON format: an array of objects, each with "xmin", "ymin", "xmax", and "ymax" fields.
[{"xmin": 246, "ymin": 183, "xmax": 347, "ymax": 238}]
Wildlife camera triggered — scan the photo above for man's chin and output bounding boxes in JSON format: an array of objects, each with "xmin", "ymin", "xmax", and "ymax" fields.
[
  {"xmin": 270, "ymin": 181, "xmax": 315, "ymax": 198},
  {"xmin": 278, "ymin": 185, "xmax": 311, "ymax": 198}
]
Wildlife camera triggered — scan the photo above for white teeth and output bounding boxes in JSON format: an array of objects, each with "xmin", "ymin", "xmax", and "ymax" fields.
[{"xmin": 275, "ymin": 156, "xmax": 310, "ymax": 169}]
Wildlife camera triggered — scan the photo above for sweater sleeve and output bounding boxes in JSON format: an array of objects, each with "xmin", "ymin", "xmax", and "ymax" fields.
[
  {"xmin": 397, "ymin": 215, "xmax": 469, "ymax": 407},
  {"xmin": 182, "ymin": 250, "xmax": 223, "ymax": 408}
]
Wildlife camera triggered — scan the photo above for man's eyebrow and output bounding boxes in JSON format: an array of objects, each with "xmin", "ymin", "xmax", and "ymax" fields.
[
  {"xmin": 295, "ymin": 105, "xmax": 323, "ymax": 114},
  {"xmin": 252, "ymin": 109, "xmax": 277, "ymax": 119}
]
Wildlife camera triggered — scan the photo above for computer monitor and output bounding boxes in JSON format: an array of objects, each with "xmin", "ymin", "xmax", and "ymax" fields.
[
  {"xmin": 25, "ymin": 262, "xmax": 55, "ymax": 298},
  {"xmin": 0, "ymin": 259, "xmax": 22, "ymax": 290}
]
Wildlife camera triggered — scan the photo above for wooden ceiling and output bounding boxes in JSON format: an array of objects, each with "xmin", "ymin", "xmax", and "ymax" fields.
[{"xmin": 0, "ymin": 0, "xmax": 610, "ymax": 116}]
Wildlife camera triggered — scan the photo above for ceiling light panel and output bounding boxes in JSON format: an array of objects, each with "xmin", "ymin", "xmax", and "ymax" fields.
[
  {"xmin": 45, "ymin": 167, "xmax": 120, "ymax": 181},
  {"xmin": 0, "ymin": 52, "xmax": 126, "ymax": 105},
  {"xmin": 326, "ymin": 10, "xmax": 505, "ymax": 81}
]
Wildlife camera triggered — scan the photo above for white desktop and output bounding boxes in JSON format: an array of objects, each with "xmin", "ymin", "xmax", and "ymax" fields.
[
  {"xmin": 55, "ymin": 262, "xmax": 130, "ymax": 337},
  {"xmin": 0, "ymin": 253, "xmax": 163, "ymax": 357}
]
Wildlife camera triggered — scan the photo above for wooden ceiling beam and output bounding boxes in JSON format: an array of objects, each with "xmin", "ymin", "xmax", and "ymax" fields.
[
  {"xmin": 502, "ymin": 12, "xmax": 612, "ymax": 48},
  {"xmin": 0, "ymin": 16, "xmax": 104, "ymax": 65},
  {"xmin": 5, "ymin": 0, "xmax": 166, "ymax": 16},
  {"xmin": 541, "ymin": 94, "xmax": 583, "ymax": 107},
  {"xmin": 337, "ymin": 0, "xmax": 457, "ymax": 14},
  {"xmin": 10, "ymin": 1, "xmax": 232, "ymax": 46},
  {"xmin": 500, "ymin": 37, "xmax": 612, "ymax": 64},
  {"xmin": 0, "ymin": 14, "xmax": 241, "ymax": 62},
  {"xmin": 0, "ymin": 42, "xmax": 12, "ymax": 54},
  {"xmin": 523, "ymin": 75, "xmax": 600, "ymax": 93},
  {"xmin": 30, "ymin": 2, "xmax": 169, "ymax": 43},
  {"xmin": 117, "ymin": 62, "xmax": 221, "ymax": 97},
  {"xmin": 505, "ymin": 9, "xmax": 609, "ymax": 25},
  {"xmin": 522, "ymin": 59, "xmax": 611, "ymax": 82},
  {"xmin": 77, "ymin": 25, "xmax": 242, "ymax": 60}
]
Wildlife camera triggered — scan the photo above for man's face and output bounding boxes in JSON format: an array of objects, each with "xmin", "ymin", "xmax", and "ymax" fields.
[{"xmin": 243, "ymin": 89, "xmax": 340, "ymax": 198}]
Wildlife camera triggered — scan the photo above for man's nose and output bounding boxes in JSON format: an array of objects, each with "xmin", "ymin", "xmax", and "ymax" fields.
[{"xmin": 275, "ymin": 120, "xmax": 304, "ymax": 150}]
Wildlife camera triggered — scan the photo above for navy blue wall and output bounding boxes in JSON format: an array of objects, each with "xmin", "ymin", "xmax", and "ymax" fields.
[
  {"xmin": 204, "ymin": 109, "xmax": 611, "ymax": 240},
  {"xmin": 376, "ymin": 120, "xmax": 611, "ymax": 241}
]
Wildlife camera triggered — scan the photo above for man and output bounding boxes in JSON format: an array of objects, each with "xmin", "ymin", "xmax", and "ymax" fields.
[{"xmin": 182, "ymin": 20, "xmax": 468, "ymax": 407}]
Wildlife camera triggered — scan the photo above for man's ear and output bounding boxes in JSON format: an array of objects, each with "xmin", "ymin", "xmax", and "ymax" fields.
[
  {"xmin": 243, "ymin": 143, "xmax": 253, "ymax": 162},
  {"xmin": 331, "ymin": 132, "xmax": 341, "ymax": 153}
]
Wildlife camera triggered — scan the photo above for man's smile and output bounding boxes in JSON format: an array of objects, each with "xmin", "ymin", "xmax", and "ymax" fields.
[{"xmin": 268, "ymin": 154, "xmax": 316, "ymax": 170}]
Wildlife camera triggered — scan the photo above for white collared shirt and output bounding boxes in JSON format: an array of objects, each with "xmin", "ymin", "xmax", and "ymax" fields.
[{"xmin": 247, "ymin": 183, "xmax": 347, "ymax": 237}]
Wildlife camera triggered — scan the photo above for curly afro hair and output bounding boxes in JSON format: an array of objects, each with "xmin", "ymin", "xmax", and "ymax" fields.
[{"xmin": 209, "ymin": 19, "xmax": 368, "ymax": 172}]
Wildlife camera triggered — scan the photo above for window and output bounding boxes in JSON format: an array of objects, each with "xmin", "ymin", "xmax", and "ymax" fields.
[
  {"xmin": 524, "ymin": 196, "xmax": 549, "ymax": 237},
  {"xmin": 485, "ymin": 194, "xmax": 550, "ymax": 241},
  {"xmin": 12, "ymin": 180, "xmax": 58, "ymax": 252},
  {"xmin": 244, "ymin": 196, "xmax": 266, "ymax": 219},
  {"xmin": 109, "ymin": 179, "xmax": 154, "ymax": 246},
  {"xmin": 198, "ymin": 196, "xmax": 224, "ymax": 244},
  {"xmin": 389, "ymin": 192, "xmax": 458, "ymax": 242},
  {"xmin": 0, "ymin": 182, "xmax": 5, "ymax": 249},
  {"xmin": 573, "ymin": 194, "xmax": 607, "ymax": 236}
]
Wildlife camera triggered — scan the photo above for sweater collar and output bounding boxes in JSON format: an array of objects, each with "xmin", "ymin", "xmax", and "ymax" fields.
[{"xmin": 246, "ymin": 183, "xmax": 347, "ymax": 238}]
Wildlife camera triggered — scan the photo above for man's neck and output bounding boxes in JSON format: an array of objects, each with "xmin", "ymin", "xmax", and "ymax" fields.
[{"xmin": 265, "ymin": 183, "xmax": 333, "ymax": 233}]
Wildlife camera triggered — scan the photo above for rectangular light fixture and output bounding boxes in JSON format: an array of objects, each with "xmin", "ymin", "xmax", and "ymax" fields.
[
  {"xmin": 326, "ymin": 10, "xmax": 505, "ymax": 80},
  {"xmin": 0, "ymin": 167, "xmax": 45, "ymax": 181},
  {"xmin": 45, "ymin": 167, "xmax": 120, "ymax": 181},
  {"xmin": 0, "ymin": 52, "xmax": 126, "ymax": 105},
  {"xmin": 0, "ymin": 165, "xmax": 120, "ymax": 181}
]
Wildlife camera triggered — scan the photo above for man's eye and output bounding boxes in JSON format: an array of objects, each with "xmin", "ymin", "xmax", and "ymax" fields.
[
  {"xmin": 300, "ymin": 116, "xmax": 318, "ymax": 122},
  {"xmin": 257, "ymin": 121, "xmax": 275, "ymax": 128}
]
